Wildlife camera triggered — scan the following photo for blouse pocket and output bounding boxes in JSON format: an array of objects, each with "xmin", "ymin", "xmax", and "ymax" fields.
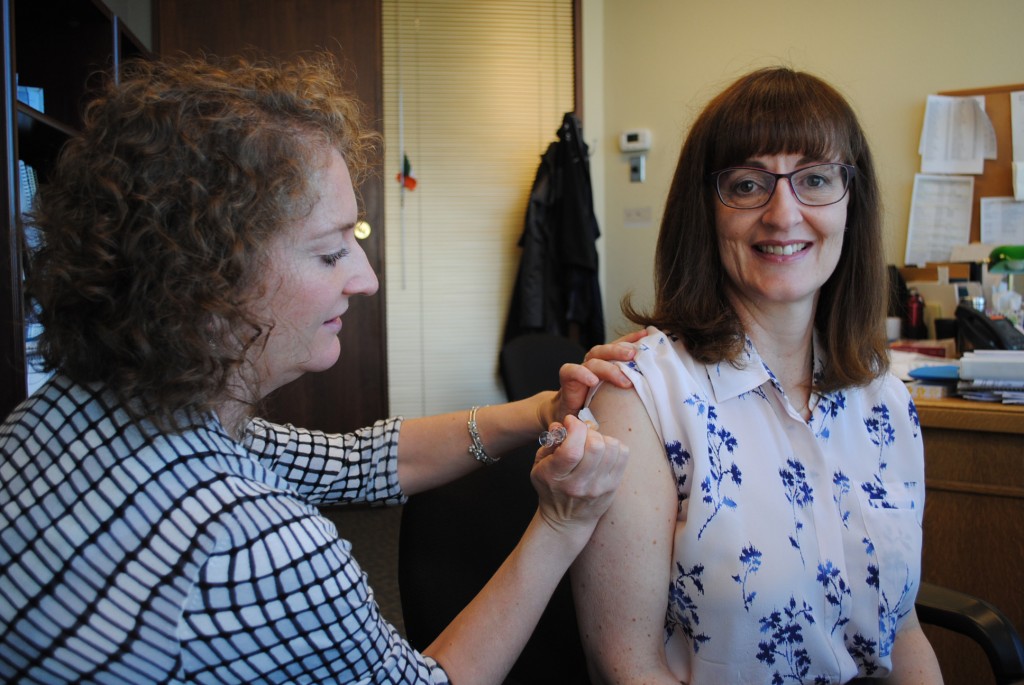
[{"xmin": 852, "ymin": 479, "xmax": 923, "ymax": 659}]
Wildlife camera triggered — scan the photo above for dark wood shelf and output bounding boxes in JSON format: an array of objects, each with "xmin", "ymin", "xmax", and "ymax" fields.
[{"xmin": 1, "ymin": 0, "xmax": 149, "ymax": 419}]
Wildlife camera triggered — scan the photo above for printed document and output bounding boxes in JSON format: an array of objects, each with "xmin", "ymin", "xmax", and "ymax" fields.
[
  {"xmin": 980, "ymin": 196, "xmax": 1024, "ymax": 244},
  {"xmin": 919, "ymin": 95, "xmax": 996, "ymax": 175},
  {"xmin": 1011, "ymin": 90, "xmax": 1024, "ymax": 199},
  {"xmin": 905, "ymin": 174, "xmax": 974, "ymax": 266}
]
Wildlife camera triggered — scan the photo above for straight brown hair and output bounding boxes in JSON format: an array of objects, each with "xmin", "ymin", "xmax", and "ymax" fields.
[{"xmin": 624, "ymin": 67, "xmax": 888, "ymax": 391}]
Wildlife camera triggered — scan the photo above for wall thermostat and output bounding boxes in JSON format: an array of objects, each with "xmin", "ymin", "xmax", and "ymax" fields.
[{"xmin": 619, "ymin": 128, "xmax": 652, "ymax": 153}]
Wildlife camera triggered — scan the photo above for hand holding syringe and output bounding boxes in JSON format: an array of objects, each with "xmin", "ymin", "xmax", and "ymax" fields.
[
  {"xmin": 538, "ymin": 408, "xmax": 599, "ymax": 447},
  {"xmin": 538, "ymin": 426, "xmax": 567, "ymax": 448}
]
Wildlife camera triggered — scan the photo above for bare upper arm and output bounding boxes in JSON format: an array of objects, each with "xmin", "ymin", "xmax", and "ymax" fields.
[
  {"xmin": 571, "ymin": 383, "xmax": 681, "ymax": 684},
  {"xmin": 885, "ymin": 609, "xmax": 944, "ymax": 684}
]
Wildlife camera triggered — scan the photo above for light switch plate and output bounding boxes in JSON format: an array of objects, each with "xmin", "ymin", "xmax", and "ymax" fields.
[{"xmin": 630, "ymin": 155, "xmax": 645, "ymax": 183}]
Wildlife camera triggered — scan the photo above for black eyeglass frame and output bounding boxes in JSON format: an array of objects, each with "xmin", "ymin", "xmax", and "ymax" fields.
[{"xmin": 707, "ymin": 162, "xmax": 857, "ymax": 209}]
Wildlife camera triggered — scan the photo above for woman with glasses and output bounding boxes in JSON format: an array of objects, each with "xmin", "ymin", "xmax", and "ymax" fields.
[{"xmin": 571, "ymin": 67, "xmax": 942, "ymax": 683}]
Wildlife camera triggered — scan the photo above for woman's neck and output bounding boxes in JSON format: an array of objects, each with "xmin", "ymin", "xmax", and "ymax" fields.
[
  {"xmin": 736, "ymin": 300, "xmax": 816, "ymax": 420},
  {"xmin": 214, "ymin": 398, "xmax": 252, "ymax": 441}
]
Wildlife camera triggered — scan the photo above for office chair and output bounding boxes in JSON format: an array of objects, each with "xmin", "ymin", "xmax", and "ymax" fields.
[
  {"xmin": 399, "ymin": 333, "xmax": 589, "ymax": 685},
  {"xmin": 498, "ymin": 332, "xmax": 589, "ymax": 402},
  {"xmin": 915, "ymin": 582, "xmax": 1024, "ymax": 685},
  {"xmin": 398, "ymin": 333, "xmax": 1024, "ymax": 684}
]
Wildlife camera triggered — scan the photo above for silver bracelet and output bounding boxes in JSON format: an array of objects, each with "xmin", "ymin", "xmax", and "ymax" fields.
[{"xmin": 467, "ymin": 405, "xmax": 499, "ymax": 465}]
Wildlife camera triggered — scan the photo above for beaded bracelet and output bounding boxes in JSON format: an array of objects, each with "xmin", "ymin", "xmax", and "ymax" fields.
[{"xmin": 467, "ymin": 405, "xmax": 499, "ymax": 465}]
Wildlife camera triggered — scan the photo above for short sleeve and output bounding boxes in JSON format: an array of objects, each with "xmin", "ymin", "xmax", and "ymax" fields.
[{"xmin": 244, "ymin": 417, "xmax": 406, "ymax": 506}]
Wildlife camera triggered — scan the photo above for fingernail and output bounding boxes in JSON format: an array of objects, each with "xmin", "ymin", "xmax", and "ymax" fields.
[{"xmin": 578, "ymin": 407, "xmax": 600, "ymax": 430}]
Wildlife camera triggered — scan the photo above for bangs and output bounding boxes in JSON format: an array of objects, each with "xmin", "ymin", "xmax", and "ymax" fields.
[{"xmin": 705, "ymin": 70, "xmax": 859, "ymax": 171}]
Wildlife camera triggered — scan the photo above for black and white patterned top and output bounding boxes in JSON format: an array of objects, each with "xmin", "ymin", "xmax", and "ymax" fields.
[{"xmin": 0, "ymin": 374, "xmax": 451, "ymax": 684}]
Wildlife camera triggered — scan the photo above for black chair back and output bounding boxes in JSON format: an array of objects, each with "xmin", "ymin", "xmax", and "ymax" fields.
[{"xmin": 399, "ymin": 333, "xmax": 590, "ymax": 685}]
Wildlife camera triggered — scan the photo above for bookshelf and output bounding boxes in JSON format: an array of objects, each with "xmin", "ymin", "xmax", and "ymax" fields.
[{"xmin": 1, "ymin": 0, "xmax": 148, "ymax": 419}]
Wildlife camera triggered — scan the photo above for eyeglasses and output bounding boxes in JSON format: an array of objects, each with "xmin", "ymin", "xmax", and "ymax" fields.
[{"xmin": 709, "ymin": 163, "xmax": 856, "ymax": 209}]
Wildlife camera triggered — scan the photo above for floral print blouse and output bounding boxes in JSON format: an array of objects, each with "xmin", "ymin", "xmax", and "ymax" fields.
[{"xmin": 621, "ymin": 327, "xmax": 925, "ymax": 684}]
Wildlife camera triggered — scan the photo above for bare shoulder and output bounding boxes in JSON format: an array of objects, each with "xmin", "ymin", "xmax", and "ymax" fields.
[
  {"xmin": 588, "ymin": 381, "xmax": 671, "ymax": 488},
  {"xmin": 589, "ymin": 380, "xmax": 653, "ymax": 432}
]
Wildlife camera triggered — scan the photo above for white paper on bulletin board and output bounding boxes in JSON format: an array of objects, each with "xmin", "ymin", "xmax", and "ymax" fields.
[
  {"xmin": 1012, "ymin": 91, "xmax": 1024, "ymax": 161},
  {"xmin": 905, "ymin": 174, "xmax": 974, "ymax": 266},
  {"xmin": 1012, "ymin": 91, "xmax": 1024, "ymax": 199},
  {"xmin": 980, "ymin": 196, "xmax": 1024, "ymax": 244},
  {"xmin": 918, "ymin": 95, "xmax": 996, "ymax": 175}
]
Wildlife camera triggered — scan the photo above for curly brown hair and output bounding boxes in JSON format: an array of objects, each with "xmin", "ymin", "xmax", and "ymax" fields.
[
  {"xmin": 624, "ymin": 67, "xmax": 888, "ymax": 392},
  {"xmin": 27, "ymin": 52, "xmax": 378, "ymax": 429}
]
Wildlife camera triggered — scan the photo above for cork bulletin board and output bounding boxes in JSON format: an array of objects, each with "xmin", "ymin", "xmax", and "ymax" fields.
[{"xmin": 938, "ymin": 83, "xmax": 1024, "ymax": 243}]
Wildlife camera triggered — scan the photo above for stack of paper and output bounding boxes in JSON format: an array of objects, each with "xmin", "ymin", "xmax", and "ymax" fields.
[{"xmin": 957, "ymin": 350, "xmax": 1024, "ymax": 403}]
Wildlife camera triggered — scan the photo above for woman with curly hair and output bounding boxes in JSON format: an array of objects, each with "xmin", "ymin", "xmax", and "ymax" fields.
[
  {"xmin": 571, "ymin": 68, "xmax": 942, "ymax": 684},
  {"xmin": 0, "ymin": 54, "xmax": 634, "ymax": 684}
]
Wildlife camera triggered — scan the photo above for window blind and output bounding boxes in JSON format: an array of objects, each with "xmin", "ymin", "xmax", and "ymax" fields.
[{"xmin": 382, "ymin": 0, "xmax": 575, "ymax": 417}]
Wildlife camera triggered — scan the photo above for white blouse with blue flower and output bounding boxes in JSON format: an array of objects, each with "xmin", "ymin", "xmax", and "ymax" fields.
[{"xmin": 621, "ymin": 327, "xmax": 924, "ymax": 684}]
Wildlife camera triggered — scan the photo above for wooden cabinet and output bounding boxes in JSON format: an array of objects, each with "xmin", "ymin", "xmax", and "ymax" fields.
[
  {"xmin": 1, "ymin": 0, "xmax": 148, "ymax": 419},
  {"xmin": 916, "ymin": 398, "xmax": 1024, "ymax": 684}
]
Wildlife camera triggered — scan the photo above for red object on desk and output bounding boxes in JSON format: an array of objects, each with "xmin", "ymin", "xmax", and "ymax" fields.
[
  {"xmin": 904, "ymin": 289, "xmax": 928, "ymax": 339},
  {"xmin": 890, "ymin": 339, "xmax": 955, "ymax": 358}
]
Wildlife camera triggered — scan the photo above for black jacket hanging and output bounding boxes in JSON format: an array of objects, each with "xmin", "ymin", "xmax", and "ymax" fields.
[{"xmin": 504, "ymin": 112, "xmax": 604, "ymax": 348}]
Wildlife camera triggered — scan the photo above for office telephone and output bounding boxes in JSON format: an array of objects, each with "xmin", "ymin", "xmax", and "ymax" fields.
[{"xmin": 955, "ymin": 303, "xmax": 1024, "ymax": 350}]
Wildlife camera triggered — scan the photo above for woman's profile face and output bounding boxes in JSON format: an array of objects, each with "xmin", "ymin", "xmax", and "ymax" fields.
[
  {"xmin": 713, "ymin": 152, "xmax": 848, "ymax": 318},
  {"xmin": 250, "ymin": 148, "xmax": 379, "ymax": 397}
]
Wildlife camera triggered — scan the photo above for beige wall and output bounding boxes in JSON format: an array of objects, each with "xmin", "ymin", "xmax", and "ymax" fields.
[{"xmin": 586, "ymin": 0, "xmax": 1024, "ymax": 338}]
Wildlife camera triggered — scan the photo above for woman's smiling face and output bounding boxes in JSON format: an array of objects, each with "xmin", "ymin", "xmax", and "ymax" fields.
[{"xmin": 713, "ymin": 152, "xmax": 849, "ymax": 315}]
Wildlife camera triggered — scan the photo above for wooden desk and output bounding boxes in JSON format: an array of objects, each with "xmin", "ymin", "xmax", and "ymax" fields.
[
  {"xmin": 916, "ymin": 398, "xmax": 1023, "ymax": 684},
  {"xmin": 917, "ymin": 397, "xmax": 1024, "ymax": 435}
]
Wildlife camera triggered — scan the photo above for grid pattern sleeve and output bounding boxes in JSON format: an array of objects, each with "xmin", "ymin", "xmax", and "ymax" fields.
[
  {"xmin": 244, "ymin": 417, "xmax": 407, "ymax": 506},
  {"xmin": 178, "ymin": 493, "xmax": 450, "ymax": 683},
  {"xmin": 0, "ymin": 376, "xmax": 450, "ymax": 684}
]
